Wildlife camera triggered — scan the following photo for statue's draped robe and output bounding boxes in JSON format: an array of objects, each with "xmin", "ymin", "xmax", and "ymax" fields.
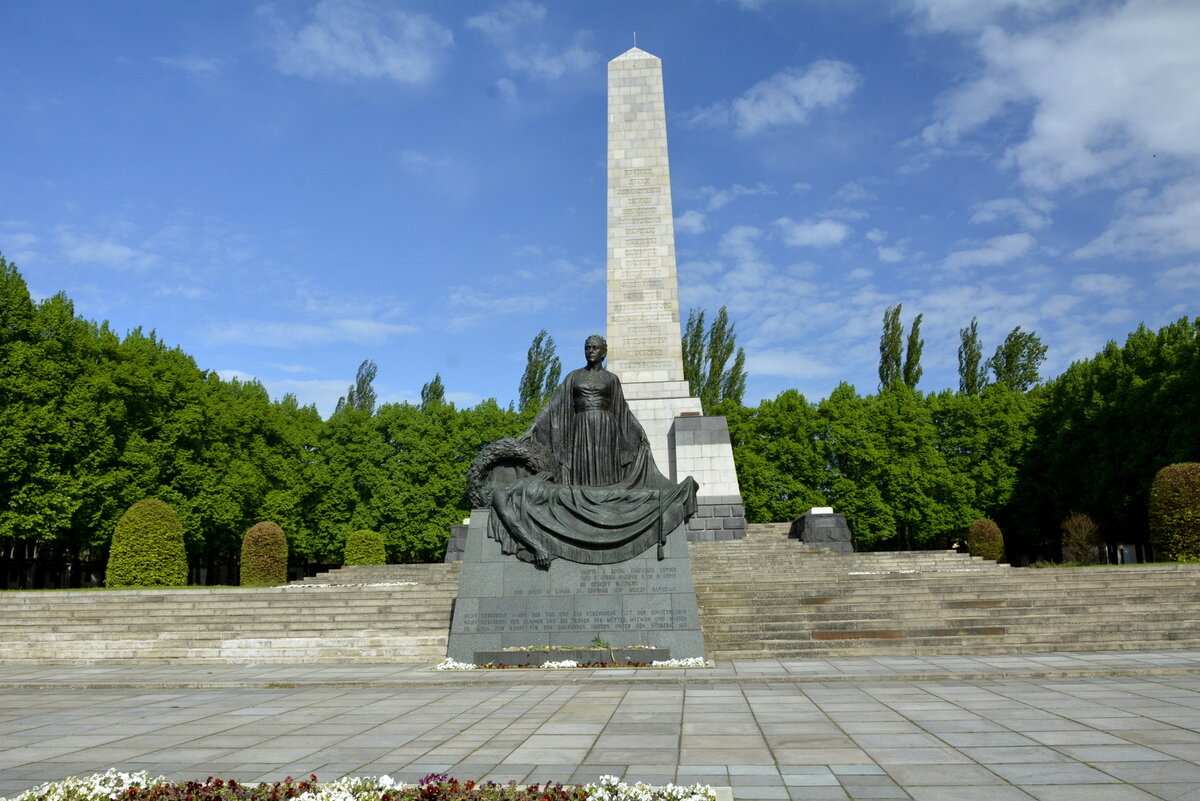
[{"xmin": 488, "ymin": 367, "xmax": 698, "ymax": 566}]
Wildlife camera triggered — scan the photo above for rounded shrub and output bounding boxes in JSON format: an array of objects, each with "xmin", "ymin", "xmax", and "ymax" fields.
[
  {"xmin": 1150, "ymin": 463, "xmax": 1200, "ymax": 562},
  {"xmin": 344, "ymin": 529, "xmax": 387, "ymax": 565},
  {"xmin": 105, "ymin": 499, "xmax": 189, "ymax": 587},
  {"xmin": 241, "ymin": 521, "xmax": 289, "ymax": 586},
  {"xmin": 966, "ymin": 518, "xmax": 1005, "ymax": 563}
]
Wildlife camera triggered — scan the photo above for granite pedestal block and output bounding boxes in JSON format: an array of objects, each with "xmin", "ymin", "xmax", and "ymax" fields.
[
  {"xmin": 790, "ymin": 510, "xmax": 854, "ymax": 552},
  {"xmin": 443, "ymin": 524, "xmax": 469, "ymax": 563},
  {"xmin": 447, "ymin": 510, "xmax": 705, "ymax": 663}
]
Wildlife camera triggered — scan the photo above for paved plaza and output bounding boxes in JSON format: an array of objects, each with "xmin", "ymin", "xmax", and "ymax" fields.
[{"xmin": 4, "ymin": 652, "xmax": 1200, "ymax": 799}]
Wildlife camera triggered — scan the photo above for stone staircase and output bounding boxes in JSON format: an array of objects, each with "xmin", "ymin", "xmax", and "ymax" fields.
[
  {"xmin": 0, "ymin": 563, "xmax": 460, "ymax": 665},
  {"xmin": 691, "ymin": 524, "xmax": 1200, "ymax": 658}
]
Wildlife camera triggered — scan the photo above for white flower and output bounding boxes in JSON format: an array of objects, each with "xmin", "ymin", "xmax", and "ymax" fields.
[
  {"xmin": 650, "ymin": 657, "xmax": 707, "ymax": 668},
  {"xmin": 542, "ymin": 660, "xmax": 579, "ymax": 668},
  {"xmin": 434, "ymin": 657, "xmax": 476, "ymax": 670}
]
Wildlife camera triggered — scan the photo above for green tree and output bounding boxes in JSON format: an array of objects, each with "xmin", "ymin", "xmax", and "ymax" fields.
[
  {"xmin": 106, "ymin": 499, "xmax": 189, "ymax": 587},
  {"xmin": 336, "ymin": 359, "xmax": 377, "ymax": 414},
  {"xmin": 989, "ymin": 326, "xmax": 1047, "ymax": 391},
  {"xmin": 683, "ymin": 306, "xmax": 747, "ymax": 413},
  {"xmin": 240, "ymin": 521, "xmax": 288, "ymax": 586},
  {"xmin": 903, "ymin": 313, "xmax": 924, "ymax": 389},
  {"xmin": 958, "ymin": 317, "xmax": 988, "ymax": 396},
  {"xmin": 878, "ymin": 304, "xmax": 903, "ymax": 391},
  {"xmin": 518, "ymin": 329, "xmax": 561, "ymax": 414},
  {"xmin": 420, "ymin": 373, "xmax": 445, "ymax": 411}
]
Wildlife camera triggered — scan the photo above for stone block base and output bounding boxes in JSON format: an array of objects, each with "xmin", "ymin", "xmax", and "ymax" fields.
[
  {"xmin": 446, "ymin": 511, "xmax": 705, "ymax": 662},
  {"xmin": 790, "ymin": 511, "xmax": 854, "ymax": 552},
  {"xmin": 686, "ymin": 495, "xmax": 747, "ymax": 541}
]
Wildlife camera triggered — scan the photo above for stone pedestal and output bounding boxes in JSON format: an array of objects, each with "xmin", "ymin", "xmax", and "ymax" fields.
[
  {"xmin": 446, "ymin": 511, "xmax": 705, "ymax": 663},
  {"xmin": 790, "ymin": 509, "xmax": 854, "ymax": 552}
]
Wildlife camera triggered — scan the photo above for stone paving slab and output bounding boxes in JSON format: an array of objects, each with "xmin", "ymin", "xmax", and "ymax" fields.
[
  {"xmin": 3, "ymin": 650, "xmax": 1200, "ymax": 690},
  {"xmin": 4, "ymin": 652, "xmax": 1200, "ymax": 799}
]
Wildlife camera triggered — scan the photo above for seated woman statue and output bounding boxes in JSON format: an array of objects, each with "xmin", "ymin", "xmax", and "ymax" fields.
[{"xmin": 487, "ymin": 335, "xmax": 698, "ymax": 568}]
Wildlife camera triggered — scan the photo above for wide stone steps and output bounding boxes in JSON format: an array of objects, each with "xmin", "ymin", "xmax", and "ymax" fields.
[
  {"xmin": 692, "ymin": 523, "xmax": 1200, "ymax": 658},
  {"xmin": 0, "ymin": 574, "xmax": 458, "ymax": 665}
]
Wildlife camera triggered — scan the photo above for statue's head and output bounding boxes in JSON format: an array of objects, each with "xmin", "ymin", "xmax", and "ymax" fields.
[{"xmin": 584, "ymin": 334, "xmax": 607, "ymax": 364}]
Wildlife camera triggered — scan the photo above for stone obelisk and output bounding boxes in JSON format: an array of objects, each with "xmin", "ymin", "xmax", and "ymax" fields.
[{"xmin": 606, "ymin": 47, "xmax": 745, "ymax": 540}]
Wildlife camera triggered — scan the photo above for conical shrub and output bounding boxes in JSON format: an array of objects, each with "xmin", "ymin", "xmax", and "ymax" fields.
[
  {"xmin": 966, "ymin": 518, "xmax": 1005, "ymax": 562},
  {"xmin": 241, "ymin": 521, "xmax": 288, "ymax": 586},
  {"xmin": 344, "ymin": 529, "xmax": 387, "ymax": 565},
  {"xmin": 106, "ymin": 499, "xmax": 189, "ymax": 587}
]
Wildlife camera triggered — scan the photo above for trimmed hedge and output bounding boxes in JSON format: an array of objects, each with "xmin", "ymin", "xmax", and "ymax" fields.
[
  {"xmin": 1150, "ymin": 463, "xmax": 1200, "ymax": 562},
  {"xmin": 966, "ymin": 518, "xmax": 1005, "ymax": 563},
  {"xmin": 105, "ymin": 499, "xmax": 189, "ymax": 587},
  {"xmin": 344, "ymin": 529, "xmax": 387, "ymax": 565},
  {"xmin": 240, "ymin": 521, "xmax": 288, "ymax": 586}
]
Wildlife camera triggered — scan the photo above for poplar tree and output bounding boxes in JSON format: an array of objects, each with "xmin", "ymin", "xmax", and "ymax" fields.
[
  {"xmin": 683, "ymin": 306, "xmax": 747, "ymax": 413},
  {"xmin": 989, "ymin": 327, "xmax": 1048, "ymax": 391},
  {"xmin": 958, "ymin": 317, "xmax": 988, "ymax": 396},
  {"xmin": 903, "ymin": 313, "xmax": 924, "ymax": 389},
  {"xmin": 518, "ymin": 329, "xmax": 561, "ymax": 414},
  {"xmin": 878, "ymin": 304, "xmax": 903, "ymax": 391}
]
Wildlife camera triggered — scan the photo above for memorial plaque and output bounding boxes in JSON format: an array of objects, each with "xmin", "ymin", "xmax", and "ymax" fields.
[{"xmin": 446, "ymin": 511, "xmax": 705, "ymax": 663}]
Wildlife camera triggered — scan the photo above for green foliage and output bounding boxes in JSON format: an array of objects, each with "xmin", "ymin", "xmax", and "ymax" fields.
[
  {"xmin": 1150, "ymin": 463, "xmax": 1200, "ymax": 562},
  {"xmin": 518, "ymin": 329, "xmax": 562, "ymax": 414},
  {"xmin": 903, "ymin": 313, "xmax": 924, "ymax": 389},
  {"xmin": 958, "ymin": 317, "xmax": 988, "ymax": 396},
  {"xmin": 240, "ymin": 521, "xmax": 288, "ymax": 586},
  {"xmin": 105, "ymin": 499, "xmax": 188, "ymax": 587},
  {"xmin": 683, "ymin": 306, "xmax": 747, "ymax": 413},
  {"xmin": 966, "ymin": 518, "xmax": 1005, "ymax": 562},
  {"xmin": 1060, "ymin": 513, "xmax": 1100, "ymax": 564},
  {"xmin": 343, "ymin": 528, "xmax": 387, "ymax": 565},
  {"xmin": 989, "ymin": 326, "xmax": 1047, "ymax": 391},
  {"xmin": 420, "ymin": 373, "xmax": 446, "ymax": 411},
  {"xmin": 878, "ymin": 304, "xmax": 903, "ymax": 392},
  {"xmin": 336, "ymin": 359, "xmax": 378, "ymax": 414}
]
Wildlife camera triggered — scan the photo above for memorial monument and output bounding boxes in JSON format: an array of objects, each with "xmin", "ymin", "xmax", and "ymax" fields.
[
  {"xmin": 448, "ymin": 335, "xmax": 705, "ymax": 663},
  {"xmin": 605, "ymin": 48, "xmax": 746, "ymax": 541}
]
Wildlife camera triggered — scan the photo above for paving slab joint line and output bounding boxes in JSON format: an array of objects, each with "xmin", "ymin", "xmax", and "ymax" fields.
[{"xmin": 3, "ymin": 664, "xmax": 1200, "ymax": 690}]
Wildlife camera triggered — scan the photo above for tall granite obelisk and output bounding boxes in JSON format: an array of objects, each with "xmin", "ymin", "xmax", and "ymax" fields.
[{"xmin": 607, "ymin": 48, "xmax": 745, "ymax": 540}]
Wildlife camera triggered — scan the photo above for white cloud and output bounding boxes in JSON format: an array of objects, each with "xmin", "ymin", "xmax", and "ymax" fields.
[
  {"xmin": 675, "ymin": 210, "xmax": 706, "ymax": 235},
  {"xmin": 943, "ymin": 232, "xmax": 1035, "ymax": 270},
  {"xmin": 687, "ymin": 60, "xmax": 860, "ymax": 136},
  {"xmin": 1071, "ymin": 272, "xmax": 1135, "ymax": 296},
  {"xmin": 398, "ymin": 149, "xmax": 450, "ymax": 174},
  {"xmin": 58, "ymin": 230, "xmax": 157, "ymax": 270},
  {"xmin": 747, "ymin": 348, "xmax": 839, "ymax": 380},
  {"xmin": 269, "ymin": 362, "xmax": 318, "ymax": 374},
  {"xmin": 865, "ymin": 228, "xmax": 887, "ymax": 243},
  {"xmin": 719, "ymin": 225, "xmax": 764, "ymax": 263},
  {"xmin": 848, "ymin": 268, "xmax": 873, "ymax": 281},
  {"xmin": 465, "ymin": 1, "xmax": 545, "ymax": 39},
  {"xmin": 922, "ymin": 2, "xmax": 1200, "ymax": 193},
  {"xmin": 908, "ymin": 0, "xmax": 1061, "ymax": 33},
  {"xmin": 701, "ymin": 182, "xmax": 774, "ymax": 211},
  {"xmin": 265, "ymin": 0, "xmax": 453, "ymax": 84},
  {"xmin": 208, "ymin": 318, "xmax": 415, "ymax": 348},
  {"xmin": 775, "ymin": 218, "xmax": 851, "ymax": 248},
  {"xmin": 1073, "ymin": 179, "xmax": 1200, "ymax": 259},
  {"xmin": 490, "ymin": 77, "xmax": 518, "ymax": 103},
  {"xmin": 877, "ymin": 245, "xmax": 906, "ymax": 263},
  {"xmin": 1155, "ymin": 263, "xmax": 1200, "ymax": 291},
  {"xmin": 833, "ymin": 181, "xmax": 876, "ymax": 204},
  {"xmin": 501, "ymin": 36, "xmax": 599, "ymax": 80},
  {"xmin": 970, "ymin": 197, "xmax": 1051, "ymax": 230},
  {"xmin": 156, "ymin": 56, "xmax": 227, "ymax": 75}
]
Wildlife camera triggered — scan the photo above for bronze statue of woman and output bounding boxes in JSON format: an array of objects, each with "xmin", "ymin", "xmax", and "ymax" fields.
[{"xmin": 485, "ymin": 335, "xmax": 698, "ymax": 568}]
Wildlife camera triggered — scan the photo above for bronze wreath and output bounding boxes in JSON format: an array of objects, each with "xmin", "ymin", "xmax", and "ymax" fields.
[{"xmin": 466, "ymin": 436, "xmax": 559, "ymax": 508}]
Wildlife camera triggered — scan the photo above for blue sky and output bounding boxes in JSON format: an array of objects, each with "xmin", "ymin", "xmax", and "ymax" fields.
[{"xmin": 3, "ymin": 0, "xmax": 1198, "ymax": 416}]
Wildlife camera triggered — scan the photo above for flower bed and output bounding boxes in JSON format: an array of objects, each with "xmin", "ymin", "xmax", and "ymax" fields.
[
  {"xmin": 2, "ymin": 771, "xmax": 716, "ymax": 801},
  {"xmin": 435, "ymin": 657, "xmax": 708, "ymax": 670}
]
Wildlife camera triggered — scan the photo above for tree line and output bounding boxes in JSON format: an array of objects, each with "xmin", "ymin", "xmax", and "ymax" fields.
[{"xmin": 2, "ymin": 254, "xmax": 1197, "ymax": 584}]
